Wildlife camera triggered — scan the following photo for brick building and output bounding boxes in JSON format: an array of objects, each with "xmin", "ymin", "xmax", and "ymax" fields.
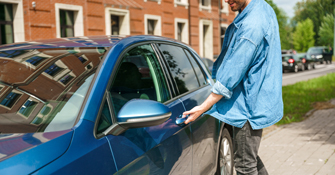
[{"xmin": 0, "ymin": 0, "xmax": 236, "ymax": 59}]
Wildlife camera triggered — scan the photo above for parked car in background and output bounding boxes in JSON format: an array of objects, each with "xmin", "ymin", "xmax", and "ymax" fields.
[
  {"xmin": 281, "ymin": 49, "xmax": 297, "ymax": 55},
  {"xmin": 297, "ymin": 53, "xmax": 316, "ymax": 70},
  {"xmin": 307, "ymin": 46, "xmax": 333, "ymax": 64},
  {"xmin": 282, "ymin": 54, "xmax": 305, "ymax": 73},
  {"xmin": 201, "ymin": 57, "xmax": 214, "ymax": 73},
  {"xmin": 0, "ymin": 35, "xmax": 235, "ymax": 175}
]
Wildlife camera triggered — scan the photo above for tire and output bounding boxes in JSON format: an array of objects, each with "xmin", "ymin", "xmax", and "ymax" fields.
[
  {"xmin": 300, "ymin": 64, "xmax": 305, "ymax": 71},
  {"xmin": 307, "ymin": 64, "xmax": 311, "ymax": 70},
  {"xmin": 293, "ymin": 65, "xmax": 298, "ymax": 73},
  {"xmin": 216, "ymin": 128, "xmax": 235, "ymax": 175},
  {"xmin": 312, "ymin": 63, "xmax": 316, "ymax": 69}
]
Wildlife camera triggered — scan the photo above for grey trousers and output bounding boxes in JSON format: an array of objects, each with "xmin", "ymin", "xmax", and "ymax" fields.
[{"xmin": 233, "ymin": 122, "xmax": 268, "ymax": 175}]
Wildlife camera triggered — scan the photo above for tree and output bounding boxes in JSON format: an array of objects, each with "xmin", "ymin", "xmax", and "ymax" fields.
[
  {"xmin": 292, "ymin": 0, "xmax": 334, "ymax": 45},
  {"xmin": 318, "ymin": 14, "xmax": 334, "ymax": 47},
  {"xmin": 264, "ymin": 0, "xmax": 291, "ymax": 49},
  {"xmin": 293, "ymin": 18, "xmax": 315, "ymax": 52}
]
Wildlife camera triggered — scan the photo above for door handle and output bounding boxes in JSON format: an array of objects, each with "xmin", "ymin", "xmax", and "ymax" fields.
[{"xmin": 176, "ymin": 115, "xmax": 189, "ymax": 126}]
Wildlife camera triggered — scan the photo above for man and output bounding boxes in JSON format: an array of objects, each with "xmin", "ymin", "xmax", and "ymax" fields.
[{"xmin": 183, "ymin": 0, "xmax": 283, "ymax": 174}]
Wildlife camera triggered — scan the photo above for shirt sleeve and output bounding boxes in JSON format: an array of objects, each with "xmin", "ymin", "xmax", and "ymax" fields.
[{"xmin": 212, "ymin": 38, "xmax": 257, "ymax": 99}]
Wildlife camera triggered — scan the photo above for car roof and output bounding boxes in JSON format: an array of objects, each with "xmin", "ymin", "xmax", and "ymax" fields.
[{"xmin": 0, "ymin": 35, "xmax": 187, "ymax": 51}]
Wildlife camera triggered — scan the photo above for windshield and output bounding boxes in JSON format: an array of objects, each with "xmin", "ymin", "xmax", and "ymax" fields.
[
  {"xmin": 0, "ymin": 47, "xmax": 107, "ymax": 134},
  {"xmin": 307, "ymin": 48, "xmax": 323, "ymax": 54}
]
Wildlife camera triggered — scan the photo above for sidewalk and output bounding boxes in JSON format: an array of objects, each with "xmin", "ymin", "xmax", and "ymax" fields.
[{"xmin": 259, "ymin": 99, "xmax": 335, "ymax": 175}]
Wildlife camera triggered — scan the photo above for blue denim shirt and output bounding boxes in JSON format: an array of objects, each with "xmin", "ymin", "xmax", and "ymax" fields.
[{"xmin": 206, "ymin": 0, "xmax": 283, "ymax": 129}]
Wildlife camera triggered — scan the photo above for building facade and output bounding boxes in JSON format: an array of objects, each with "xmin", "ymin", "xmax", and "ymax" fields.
[{"xmin": 0, "ymin": 0, "xmax": 236, "ymax": 59}]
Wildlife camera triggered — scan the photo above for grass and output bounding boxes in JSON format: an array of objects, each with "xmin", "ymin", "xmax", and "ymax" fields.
[{"xmin": 277, "ymin": 73, "xmax": 335, "ymax": 125}]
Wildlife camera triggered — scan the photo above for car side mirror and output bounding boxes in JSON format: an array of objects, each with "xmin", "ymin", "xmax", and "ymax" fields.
[{"xmin": 103, "ymin": 99, "xmax": 171, "ymax": 136}]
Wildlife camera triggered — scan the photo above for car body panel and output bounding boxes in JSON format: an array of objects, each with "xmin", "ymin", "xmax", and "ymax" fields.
[
  {"xmin": 32, "ymin": 119, "xmax": 117, "ymax": 174},
  {"xmin": 0, "ymin": 130, "xmax": 73, "ymax": 174}
]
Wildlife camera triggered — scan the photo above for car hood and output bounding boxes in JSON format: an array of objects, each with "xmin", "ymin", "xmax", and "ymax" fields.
[{"xmin": 0, "ymin": 130, "xmax": 73, "ymax": 174}]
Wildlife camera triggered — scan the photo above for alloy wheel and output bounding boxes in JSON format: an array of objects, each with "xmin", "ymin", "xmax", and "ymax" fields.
[{"xmin": 219, "ymin": 136, "xmax": 235, "ymax": 175}]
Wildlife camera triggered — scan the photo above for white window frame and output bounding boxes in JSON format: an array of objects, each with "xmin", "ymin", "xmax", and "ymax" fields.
[
  {"xmin": 144, "ymin": 14, "xmax": 162, "ymax": 36},
  {"xmin": 0, "ymin": 0, "xmax": 25, "ymax": 42},
  {"xmin": 55, "ymin": 3, "xmax": 84, "ymax": 38},
  {"xmin": 144, "ymin": 0, "xmax": 161, "ymax": 4},
  {"xmin": 199, "ymin": 0, "xmax": 211, "ymax": 12},
  {"xmin": 174, "ymin": 18, "xmax": 189, "ymax": 44},
  {"xmin": 221, "ymin": 0, "xmax": 229, "ymax": 15},
  {"xmin": 105, "ymin": 8, "xmax": 130, "ymax": 36},
  {"xmin": 17, "ymin": 97, "xmax": 39, "ymax": 118},
  {"xmin": 174, "ymin": 0, "xmax": 189, "ymax": 8},
  {"xmin": 199, "ymin": 19, "xmax": 213, "ymax": 59}
]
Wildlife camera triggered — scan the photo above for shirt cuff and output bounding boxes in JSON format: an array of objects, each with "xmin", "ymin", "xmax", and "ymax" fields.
[{"xmin": 211, "ymin": 81, "xmax": 233, "ymax": 99}]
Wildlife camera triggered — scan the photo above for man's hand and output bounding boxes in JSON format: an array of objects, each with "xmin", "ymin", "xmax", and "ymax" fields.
[
  {"xmin": 182, "ymin": 106, "xmax": 206, "ymax": 124},
  {"xmin": 182, "ymin": 92, "xmax": 224, "ymax": 125}
]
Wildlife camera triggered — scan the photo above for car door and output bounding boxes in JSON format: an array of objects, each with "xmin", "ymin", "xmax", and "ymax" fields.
[
  {"xmin": 156, "ymin": 43, "xmax": 219, "ymax": 175},
  {"xmin": 97, "ymin": 43, "xmax": 193, "ymax": 174}
]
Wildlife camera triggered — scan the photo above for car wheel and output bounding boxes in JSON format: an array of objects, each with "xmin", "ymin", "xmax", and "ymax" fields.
[
  {"xmin": 312, "ymin": 63, "xmax": 316, "ymax": 69},
  {"xmin": 217, "ymin": 128, "xmax": 235, "ymax": 175},
  {"xmin": 307, "ymin": 64, "xmax": 311, "ymax": 70},
  {"xmin": 300, "ymin": 64, "xmax": 305, "ymax": 71},
  {"xmin": 294, "ymin": 65, "xmax": 298, "ymax": 73}
]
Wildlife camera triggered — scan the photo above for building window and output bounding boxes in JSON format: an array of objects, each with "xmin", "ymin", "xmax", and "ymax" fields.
[
  {"xmin": 0, "ymin": 92, "xmax": 21, "ymax": 108},
  {"xmin": 144, "ymin": 14, "xmax": 161, "ymax": 36},
  {"xmin": 221, "ymin": 0, "xmax": 229, "ymax": 15},
  {"xmin": 55, "ymin": 3, "xmax": 84, "ymax": 38},
  {"xmin": 60, "ymin": 74, "xmax": 74, "ymax": 85},
  {"xmin": 199, "ymin": 19, "xmax": 213, "ymax": 59},
  {"xmin": 221, "ymin": 26, "xmax": 227, "ymax": 49},
  {"xmin": 111, "ymin": 15, "xmax": 120, "ymax": 35},
  {"xmin": 174, "ymin": 0, "xmax": 189, "ymax": 8},
  {"xmin": 60, "ymin": 10, "xmax": 74, "ymax": 37},
  {"xmin": 44, "ymin": 64, "xmax": 63, "ymax": 76},
  {"xmin": 147, "ymin": 19, "xmax": 155, "ymax": 35},
  {"xmin": 175, "ymin": 18, "xmax": 189, "ymax": 44},
  {"xmin": 0, "ymin": 50, "xmax": 27, "ymax": 58},
  {"xmin": 25, "ymin": 56, "xmax": 47, "ymax": 66},
  {"xmin": 0, "ymin": 3, "xmax": 14, "ymax": 45},
  {"xmin": 18, "ymin": 99, "xmax": 38, "ymax": 117},
  {"xmin": 200, "ymin": 0, "xmax": 211, "ymax": 11},
  {"xmin": 105, "ymin": 8, "xmax": 130, "ymax": 35},
  {"xmin": 77, "ymin": 55, "xmax": 87, "ymax": 63}
]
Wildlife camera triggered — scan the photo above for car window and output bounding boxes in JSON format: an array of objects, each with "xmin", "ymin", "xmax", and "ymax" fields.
[
  {"xmin": 157, "ymin": 44, "xmax": 199, "ymax": 95},
  {"xmin": 107, "ymin": 44, "xmax": 170, "ymax": 118},
  {"xmin": 282, "ymin": 56, "xmax": 293, "ymax": 61},
  {"xmin": 184, "ymin": 49, "xmax": 207, "ymax": 86},
  {"xmin": 0, "ymin": 47, "xmax": 107, "ymax": 133}
]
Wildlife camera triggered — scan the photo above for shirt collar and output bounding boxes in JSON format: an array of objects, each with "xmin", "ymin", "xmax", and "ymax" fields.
[{"xmin": 233, "ymin": 0, "xmax": 258, "ymax": 28}]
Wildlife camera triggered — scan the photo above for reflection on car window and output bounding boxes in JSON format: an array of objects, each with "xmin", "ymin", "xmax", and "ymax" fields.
[
  {"xmin": 0, "ymin": 47, "xmax": 107, "ymax": 133},
  {"xmin": 184, "ymin": 49, "xmax": 207, "ymax": 86},
  {"xmin": 157, "ymin": 44, "xmax": 199, "ymax": 95},
  {"xmin": 108, "ymin": 44, "xmax": 170, "ymax": 117}
]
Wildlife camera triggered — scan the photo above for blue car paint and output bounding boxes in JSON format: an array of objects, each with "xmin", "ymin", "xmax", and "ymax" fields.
[
  {"xmin": 0, "ymin": 130, "xmax": 73, "ymax": 174},
  {"xmin": 32, "ymin": 119, "xmax": 117, "ymax": 174}
]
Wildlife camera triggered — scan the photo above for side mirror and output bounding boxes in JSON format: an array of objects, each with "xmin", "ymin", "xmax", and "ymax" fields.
[{"xmin": 103, "ymin": 99, "xmax": 171, "ymax": 136}]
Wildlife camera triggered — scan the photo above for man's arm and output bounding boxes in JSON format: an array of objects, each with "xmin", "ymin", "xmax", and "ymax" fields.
[{"xmin": 183, "ymin": 93, "xmax": 223, "ymax": 124}]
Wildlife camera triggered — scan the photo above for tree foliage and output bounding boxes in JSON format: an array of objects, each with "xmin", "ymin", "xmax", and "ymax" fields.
[
  {"xmin": 264, "ymin": 0, "xmax": 291, "ymax": 49},
  {"xmin": 318, "ymin": 14, "xmax": 334, "ymax": 47},
  {"xmin": 293, "ymin": 18, "xmax": 315, "ymax": 52},
  {"xmin": 292, "ymin": 0, "xmax": 334, "ymax": 45}
]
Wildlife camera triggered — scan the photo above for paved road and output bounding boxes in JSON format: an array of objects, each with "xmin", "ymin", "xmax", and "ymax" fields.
[{"xmin": 282, "ymin": 63, "xmax": 335, "ymax": 86}]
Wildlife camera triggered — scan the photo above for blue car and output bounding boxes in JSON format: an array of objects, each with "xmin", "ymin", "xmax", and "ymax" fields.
[{"xmin": 0, "ymin": 35, "xmax": 234, "ymax": 175}]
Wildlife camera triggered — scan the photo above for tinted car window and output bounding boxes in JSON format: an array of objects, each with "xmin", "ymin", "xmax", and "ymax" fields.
[
  {"xmin": 157, "ymin": 44, "xmax": 199, "ymax": 95},
  {"xmin": 108, "ymin": 44, "xmax": 170, "ymax": 117},
  {"xmin": 184, "ymin": 49, "xmax": 207, "ymax": 86},
  {"xmin": 0, "ymin": 47, "xmax": 107, "ymax": 133}
]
